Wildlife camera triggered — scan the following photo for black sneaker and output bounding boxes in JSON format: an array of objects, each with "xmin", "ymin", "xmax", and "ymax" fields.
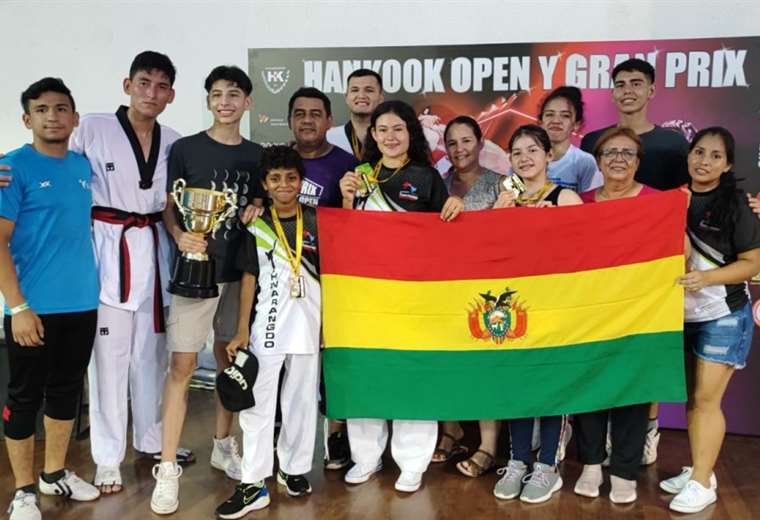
[
  {"xmin": 324, "ymin": 431, "xmax": 351, "ymax": 470},
  {"xmin": 276, "ymin": 470, "xmax": 312, "ymax": 497},
  {"xmin": 215, "ymin": 482, "xmax": 270, "ymax": 519}
]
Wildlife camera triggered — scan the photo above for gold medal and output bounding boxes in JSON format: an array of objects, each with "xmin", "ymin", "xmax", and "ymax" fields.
[{"xmin": 271, "ymin": 204, "xmax": 305, "ymax": 299}]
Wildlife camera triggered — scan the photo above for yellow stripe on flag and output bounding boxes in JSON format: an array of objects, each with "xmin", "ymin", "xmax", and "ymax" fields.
[{"xmin": 322, "ymin": 255, "xmax": 684, "ymax": 351}]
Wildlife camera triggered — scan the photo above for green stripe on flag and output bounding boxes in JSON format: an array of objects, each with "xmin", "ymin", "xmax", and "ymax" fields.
[{"xmin": 323, "ymin": 331, "xmax": 685, "ymax": 420}]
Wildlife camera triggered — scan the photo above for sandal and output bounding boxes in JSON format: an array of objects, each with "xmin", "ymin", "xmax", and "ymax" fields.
[
  {"xmin": 94, "ymin": 465, "xmax": 123, "ymax": 494},
  {"xmin": 456, "ymin": 449, "xmax": 495, "ymax": 477},
  {"xmin": 431, "ymin": 432, "xmax": 467, "ymax": 463},
  {"xmin": 147, "ymin": 447, "xmax": 196, "ymax": 464}
]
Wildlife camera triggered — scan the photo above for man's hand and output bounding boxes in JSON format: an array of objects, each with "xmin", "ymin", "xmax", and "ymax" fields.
[
  {"xmin": 12, "ymin": 309, "xmax": 44, "ymax": 347},
  {"xmin": 0, "ymin": 153, "xmax": 11, "ymax": 187},
  {"xmin": 241, "ymin": 204, "xmax": 264, "ymax": 225},
  {"xmin": 225, "ymin": 332, "xmax": 249, "ymax": 363},
  {"xmin": 440, "ymin": 196, "xmax": 464, "ymax": 221},
  {"xmin": 175, "ymin": 231, "xmax": 207, "ymax": 254}
]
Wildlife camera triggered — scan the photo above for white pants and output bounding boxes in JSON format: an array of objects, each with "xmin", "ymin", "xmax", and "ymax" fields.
[
  {"xmin": 240, "ymin": 353, "xmax": 319, "ymax": 483},
  {"xmin": 88, "ymin": 300, "xmax": 168, "ymax": 466},
  {"xmin": 347, "ymin": 418, "xmax": 437, "ymax": 473}
]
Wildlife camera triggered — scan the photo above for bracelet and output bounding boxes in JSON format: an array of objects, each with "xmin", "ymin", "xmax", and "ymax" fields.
[{"xmin": 10, "ymin": 302, "xmax": 30, "ymax": 315}]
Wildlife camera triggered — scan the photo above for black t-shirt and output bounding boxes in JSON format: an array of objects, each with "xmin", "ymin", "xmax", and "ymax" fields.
[
  {"xmin": 167, "ymin": 131, "xmax": 264, "ymax": 283},
  {"xmin": 236, "ymin": 205, "xmax": 320, "ymax": 280},
  {"xmin": 688, "ymin": 186, "xmax": 760, "ymax": 314},
  {"xmin": 356, "ymin": 163, "xmax": 449, "ymax": 212},
  {"xmin": 581, "ymin": 125, "xmax": 689, "ymax": 191}
]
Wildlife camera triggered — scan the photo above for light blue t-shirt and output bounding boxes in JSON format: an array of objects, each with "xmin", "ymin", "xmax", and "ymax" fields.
[{"xmin": 0, "ymin": 144, "xmax": 99, "ymax": 315}]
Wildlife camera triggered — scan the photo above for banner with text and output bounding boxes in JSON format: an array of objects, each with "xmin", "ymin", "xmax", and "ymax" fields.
[{"xmin": 250, "ymin": 37, "xmax": 760, "ymax": 191}]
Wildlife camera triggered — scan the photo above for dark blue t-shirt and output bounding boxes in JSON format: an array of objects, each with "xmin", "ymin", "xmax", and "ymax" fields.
[{"xmin": 0, "ymin": 144, "xmax": 99, "ymax": 314}]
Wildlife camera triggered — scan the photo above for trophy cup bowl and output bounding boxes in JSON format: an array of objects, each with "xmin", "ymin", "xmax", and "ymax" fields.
[{"xmin": 169, "ymin": 178, "xmax": 238, "ymax": 299}]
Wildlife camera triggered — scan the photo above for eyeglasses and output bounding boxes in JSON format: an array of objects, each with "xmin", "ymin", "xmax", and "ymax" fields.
[{"xmin": 600, "ymin": 148, "xmax": 637, "ymax": 162}]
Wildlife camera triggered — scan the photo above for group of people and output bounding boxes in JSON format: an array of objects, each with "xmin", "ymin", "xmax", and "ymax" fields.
[{"xmin": 1, "ymin": 49, "xmax": 758, "ymax": 520}]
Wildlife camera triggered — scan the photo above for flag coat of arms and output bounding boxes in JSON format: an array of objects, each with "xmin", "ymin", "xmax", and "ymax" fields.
[{"xmin": 318, "ymin": 190, "xmax": 688, "ymax": 420}]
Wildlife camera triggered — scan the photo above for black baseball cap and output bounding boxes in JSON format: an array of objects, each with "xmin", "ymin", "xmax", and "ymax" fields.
[{"xmin": 216, "ymin": 350, "xmax": 258, "ymax": 412}]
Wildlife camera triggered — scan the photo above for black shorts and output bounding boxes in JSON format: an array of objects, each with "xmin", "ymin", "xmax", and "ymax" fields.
[{"xmin": 3, "ymin": 309, "xmax": 97, "ymax": 439}]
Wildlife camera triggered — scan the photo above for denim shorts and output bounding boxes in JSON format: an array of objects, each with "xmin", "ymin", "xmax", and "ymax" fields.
[{"xmin": 685, "ymin": 302, "xmax": 754, "ymax": 369}]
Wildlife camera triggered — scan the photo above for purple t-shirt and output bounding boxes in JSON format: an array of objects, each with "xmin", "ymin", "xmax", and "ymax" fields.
[{"xmin": 299, "ymin": 146, "xmax": 358, "ymax": 208}]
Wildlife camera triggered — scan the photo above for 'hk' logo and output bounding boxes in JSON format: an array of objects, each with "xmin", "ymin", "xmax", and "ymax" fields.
[{"xmin": 261, "ymin": 67, "xmax": 290, "ymax": 94}]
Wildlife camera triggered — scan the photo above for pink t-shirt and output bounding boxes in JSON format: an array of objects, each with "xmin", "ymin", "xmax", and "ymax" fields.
[{"xmin": 580, "ymin": 184, "xmax": 658, "ymax": 203}]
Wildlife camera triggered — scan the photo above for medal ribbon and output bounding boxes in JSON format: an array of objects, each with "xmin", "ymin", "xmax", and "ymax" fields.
[{"xmin": 270, "ymin": 204, "xmax": 303, "ymax": 279}]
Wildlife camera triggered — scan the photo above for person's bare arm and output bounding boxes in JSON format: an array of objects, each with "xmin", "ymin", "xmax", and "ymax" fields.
[
  {"xmin": 0, "ymin": 218, "xmax": 44, "ymax": 346},
  {"xmin": 678, "ymin": 249, "xmax": 760, "ymax": 292},
  {"xmin": 225, "ymin": 272, "xmax": 257, "ymax": 362},
  {"xmin": 0, "ymin": 153, "xmax": 11, "ymax": 187}
]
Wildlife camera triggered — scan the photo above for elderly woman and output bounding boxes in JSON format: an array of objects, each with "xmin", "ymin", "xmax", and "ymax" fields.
[{"xmin": 573, "ymin": 127, "xmax": 656, "ymax": 504}]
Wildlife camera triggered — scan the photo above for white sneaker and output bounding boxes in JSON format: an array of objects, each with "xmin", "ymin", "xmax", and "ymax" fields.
[
  {"xmin": 344, "ymin": 462, "xmax": 383, "ymax": 484},
  {"xmin": 669, "ymin": 480, "xmax": 717, "ymax": 513},
  {"xmin": 574, "ymin": 464, "xmax": 603, "ymax": 498},
  {"xmin": 641, "ymin": 427, "xmax": 660, "ymax": 465},
  {"xmin": 7, "ymin": 490, "xmax": 41, "ymax": 520},
  {"xmin": 151, "ymin": 462, "xmax": 183, "ymax": 514},
  {"xmin": 660, "ymin": 466, "xmax": 717, "ymax": 494},
  {"xmin": 394, "ymin": 471, "xmax": 422, "ymax": 493},
  {"xmin": 609, "ymin": 475, "xmax": 637, "ymax": 504},
  {"xmin": 38, "ymin": 470, "xmax": 100, "ymax": 501},
  {"xmin": 211, "ymin": 436, "xmax": 243, "ymax": 480}
]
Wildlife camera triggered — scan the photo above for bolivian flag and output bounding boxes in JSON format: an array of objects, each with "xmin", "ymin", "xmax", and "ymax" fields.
[{"xmin": 318, "ymin": 190, "xmax": 687, "ymax": 420}]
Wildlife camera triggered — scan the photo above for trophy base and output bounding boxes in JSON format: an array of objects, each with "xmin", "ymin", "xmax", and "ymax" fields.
[{"xmin": 169, "ymin": 256, "xmax": 219, "ymax": 299}]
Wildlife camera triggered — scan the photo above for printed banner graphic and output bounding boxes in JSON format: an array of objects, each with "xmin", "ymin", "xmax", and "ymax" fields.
[
  {"xmin": 251, "ymin": 37, "xmax": 760, "ymax": 192},
  {"xmin": 319, "ymin": 190, "xmax": 688, "ymax": 420}
]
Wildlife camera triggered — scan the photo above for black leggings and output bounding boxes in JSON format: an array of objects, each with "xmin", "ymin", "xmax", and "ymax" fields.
[{"xmin": 3, "ymin": 310, "xmax": 97, "ymax": 440}]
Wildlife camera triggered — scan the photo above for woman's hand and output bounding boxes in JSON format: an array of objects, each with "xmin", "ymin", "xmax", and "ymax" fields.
[
  {"xmin": 340, "ymin": 171, "xmax": 360, "ymax": 208},
  {"xmin": 677, "ymin": 270, "xmax": 714, "ymax": 292},
  {"xmin": 241, "ymin": 204, "xmax": 264, "ymax": 224},
  {"xmin": 493, "ymin": 190, "xmax": 517, "ymax": 209},
  {"xmin": 440, "ymin": 196, "xmax": 464, "ymax": 221}
]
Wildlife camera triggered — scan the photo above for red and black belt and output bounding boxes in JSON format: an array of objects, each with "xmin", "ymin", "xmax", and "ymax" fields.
[{"xmin": 91, "ymin": 206, "xmax": 166, "ymax": 332}]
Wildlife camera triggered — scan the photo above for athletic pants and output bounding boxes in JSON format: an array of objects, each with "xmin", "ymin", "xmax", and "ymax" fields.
[
  {"xmin": 240, "ymin": 353, "xmax": 319, "ymax": 483},
  {"xmin": 3, "ymin": 310, "xmax": 97, "ymax": 440},
  {"xmin": 574, "ymin": 403, "xmax": 649, "ymax": 480},
  {"xmin": 88, "ymin": 299, "xmax": 167, "ymax": 466},
  {"xmin": 347, "ymin": 419, "xmax": 437, "ymax": 474},
  {"xmin": 509, "ymin": 415, "xmax": 565, "ymax": 466}
]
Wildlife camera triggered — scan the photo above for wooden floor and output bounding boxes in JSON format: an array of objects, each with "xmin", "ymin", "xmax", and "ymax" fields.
[{"xmin": 2, "ymin": 389, "xmax": 759, "ymax": 520}]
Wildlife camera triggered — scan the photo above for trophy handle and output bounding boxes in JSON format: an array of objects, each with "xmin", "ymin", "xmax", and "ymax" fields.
[
  {"xmin": 171, "ymin": 178, "xmax": 189, "ymax": 217},
  {"xmin": 210, "ymin": 185, "xmax": 239, "ymax": 239}
]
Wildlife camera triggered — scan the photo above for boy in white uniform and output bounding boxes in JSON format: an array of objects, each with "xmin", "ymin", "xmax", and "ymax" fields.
[
  {"xmin": 69, "ymin": 51, "xmax": 195, "ymax": 494},
  {"xmin": 215, "ymin": 145, "xmax": 320, "ymax": 518}
]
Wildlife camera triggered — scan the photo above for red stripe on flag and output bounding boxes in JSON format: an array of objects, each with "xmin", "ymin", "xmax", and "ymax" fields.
[{"xmin": 317, "ymin": 189, "xmax": 686, "ymax": 281}]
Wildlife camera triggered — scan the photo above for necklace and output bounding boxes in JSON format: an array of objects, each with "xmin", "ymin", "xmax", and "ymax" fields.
[
  {"xmin": 270, "ymin": 204, "xmax": 304, "ymax": 298},
  {"xmin": 598, "ymin": 183, "xmax": 639, "ymax": 200},
  {"xmin": 517, "ymin": 180, "xmax": 554, "ymax": 206},
  {"xmin": 371, "ymin": 158, "xmax": 410, "ymax": 185},
  {"xmin": 350, "ymin": 123, "xmax": 363, "ymax": 160}
]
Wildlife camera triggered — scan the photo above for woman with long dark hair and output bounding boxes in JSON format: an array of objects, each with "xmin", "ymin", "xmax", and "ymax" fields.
[
  {"xmin": 338, "ymin": 100, "xmax": 463, "ymax": 494},
  {"xmin": 660, "ymin": 127, "xmax": 760, "ymax": 513}
]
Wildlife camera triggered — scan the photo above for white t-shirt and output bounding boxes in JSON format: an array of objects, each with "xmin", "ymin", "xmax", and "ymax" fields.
[
  {"xmin": 546, "ymin": 144, "xmax": 602, "ymax": 193},
  {"xmin": 326, "ymin": 124, "xmax": 355, "ymax": 158},
  {"xmin": 70, "ymin": 109, "xmax": 180, "ymax": 311}
]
